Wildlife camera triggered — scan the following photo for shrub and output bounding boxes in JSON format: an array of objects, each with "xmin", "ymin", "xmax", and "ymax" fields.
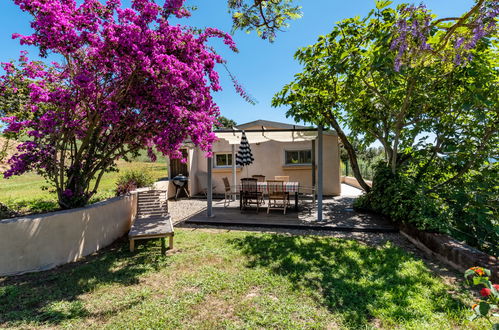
[
  {"xmin": 355, "ymin": 163, "xmax": 498, "ymax": 256},
  {"xmin": 354, "ymin": 164, "xmax": 446, "ymax": 231},
  {"xmin": 0, "ymin": 202, "xmax": 17, "ymax": 219},
  {"xmin": 115, "ymin": 170, "xmax": 154, "ymax": 196},
  {"xmin": 2, "ymin": 199, "xmax": 59, "ymax": 216}
]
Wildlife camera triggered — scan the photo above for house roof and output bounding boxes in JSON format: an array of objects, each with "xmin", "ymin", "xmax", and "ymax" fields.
[{"xmin": 235, "ymin": 119, "xmax": 310, "ymax": 130}]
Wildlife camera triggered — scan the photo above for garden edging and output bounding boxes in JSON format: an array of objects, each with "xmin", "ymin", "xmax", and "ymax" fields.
[
  {"xmin": 399, "ymin": 223, "xmax": 498, "ymax": 282},
  {"xmin": 341, "ymin": 176, "xmax": 372, "ymax": 190},
  {"xmin": 0, "ymin": 193, "xmax": 137, "ymax": 277}
]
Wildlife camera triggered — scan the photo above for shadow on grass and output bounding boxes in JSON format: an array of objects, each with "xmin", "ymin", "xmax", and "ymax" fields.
[
  {"xmin": 230, "ymin": 234, "xmax": 465, "ymax": 328},
  {"xmin": 0, "ymin": 238, "xmax": 167, "ymax": 327}
]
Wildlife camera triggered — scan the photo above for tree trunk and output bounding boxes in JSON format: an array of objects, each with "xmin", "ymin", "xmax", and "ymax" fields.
[{"xmin": 324, "ymin": 112, "xmax": 371, "ymax": 192}]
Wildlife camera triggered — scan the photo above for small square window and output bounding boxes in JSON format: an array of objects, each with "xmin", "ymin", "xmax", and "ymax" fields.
[
  {"xmin": 285, "ymin": 150, "xmax": 312, "ymax": 165},
  {"xmin": 214, "ymin": 153, "xmax": 233, "ymax": 168}
]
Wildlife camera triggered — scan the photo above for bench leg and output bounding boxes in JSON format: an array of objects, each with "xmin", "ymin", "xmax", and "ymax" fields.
[
  {"xmin": 130, "ymin": 239, "xmax": 135, "ymax": 252},
  {"xmin": 169, "ymin": 235, "xmax": 174, "ymax": 250},
  {"xmin": 161, "ymin": 237, "xmax": 166, "ymax": 255}
]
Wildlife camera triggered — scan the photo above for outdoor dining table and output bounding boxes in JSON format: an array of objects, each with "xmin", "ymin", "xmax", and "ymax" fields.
[{"xmin": 238, "ymin": 181, "xmax": 300, "ymax": 211}]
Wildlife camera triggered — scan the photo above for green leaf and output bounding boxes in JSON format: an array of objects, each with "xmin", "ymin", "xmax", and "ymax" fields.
[
  {"xmin": 375, "ymin": 0, "xmax": 393, "ymax": 10},
  {"xmin": 464, "ymin": 269, "xmax": 476, "ymax": 278},
  {"xmin": 478, "ymin": 302, "xmax": 490, "ymax": 316}
]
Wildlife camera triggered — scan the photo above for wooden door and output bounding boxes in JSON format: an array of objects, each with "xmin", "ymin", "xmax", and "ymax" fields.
[{"xmin": 170, "ymin": 149, "xmax": 189, "ymax": 178}]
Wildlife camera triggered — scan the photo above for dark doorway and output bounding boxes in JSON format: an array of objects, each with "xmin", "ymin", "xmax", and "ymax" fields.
[{"xmin": 170, "ymin": 149, "xmax": 189, "ymax": 178}]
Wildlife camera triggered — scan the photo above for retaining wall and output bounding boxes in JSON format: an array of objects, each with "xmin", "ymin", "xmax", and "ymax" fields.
[
  {"xmin": 0, "ymin": 194, "xmax": 137, "ymax": 276},
  {"xmin": 400, "ymin": 223, "xmax": 498, "ymax": 282},
  {"xmin": 341, "ymin": 176, "xmax": 372, "ymax": 190}
]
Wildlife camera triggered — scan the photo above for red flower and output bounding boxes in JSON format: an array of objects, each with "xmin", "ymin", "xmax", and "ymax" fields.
[
  {"xmin": 493, "ymin": 284, "xmax": 499, "ymax": 291},
  {"xmin": 480, "ymin": 288, "xmax": 491, "ymax": 297}
]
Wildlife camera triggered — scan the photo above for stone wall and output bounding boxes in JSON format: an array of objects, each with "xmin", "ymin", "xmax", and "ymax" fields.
[{"xmin": 400, "ymin": 223, "xmax": 498, "ymax": 282}]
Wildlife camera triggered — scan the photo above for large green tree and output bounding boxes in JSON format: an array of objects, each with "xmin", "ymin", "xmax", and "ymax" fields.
[
  {"xmin": 273, "ymin": 1, "xmax": 498, "ymax": 254},
  {"xmin": 273, "ymin": 1, "xmax": 498, "ymax": 190}
]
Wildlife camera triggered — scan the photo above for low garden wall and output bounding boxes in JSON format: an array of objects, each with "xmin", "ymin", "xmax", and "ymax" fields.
[
  {"xmin": 0, "ymin": 193, "xmax": 137, "ymax": 276},
  {"xmin": 341, "ymin": 176, "xmax": 372, "ymax": 190},
  {"xmin": 399, "ymin": 223, "xmax": 498, "ymax": 282}
]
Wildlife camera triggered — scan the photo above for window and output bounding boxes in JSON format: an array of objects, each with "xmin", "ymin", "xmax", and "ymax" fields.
[
  {"xmin": 214, "ymin": 153, "xmax": 233, "ymax": 168},
  {"xmin": 285, "ymin": 150, "xmax": 312, "ymax": 165}
]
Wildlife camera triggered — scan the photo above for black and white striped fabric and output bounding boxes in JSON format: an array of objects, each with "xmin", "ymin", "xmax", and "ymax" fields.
[{"xmin": 236, "ymin": 131, "xmax": 254, "ymax": 166}]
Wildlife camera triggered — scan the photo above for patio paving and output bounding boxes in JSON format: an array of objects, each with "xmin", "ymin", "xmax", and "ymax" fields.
[{"xmin": 182, "ymin": 184, "xmax": 397, "ymax": 233}]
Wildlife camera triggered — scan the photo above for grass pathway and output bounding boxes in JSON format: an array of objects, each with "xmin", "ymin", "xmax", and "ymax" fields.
[{"xmin": 0, "ymin": 229, "xmax": 485, "ymax": 329}]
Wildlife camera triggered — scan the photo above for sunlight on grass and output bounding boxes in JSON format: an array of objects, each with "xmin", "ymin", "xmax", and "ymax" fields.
[
  {"xmin": 0, "ymin": 230, "xmax": 486, "ymax": 329},
  {"xmin": 0, "ymin": 161, "xmax": 167, "ymax": 214}
]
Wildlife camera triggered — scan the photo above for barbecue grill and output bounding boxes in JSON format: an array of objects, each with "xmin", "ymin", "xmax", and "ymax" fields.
[{"xmin": 172, "ymin": 174, "xmax": 190, "ymax": 200}]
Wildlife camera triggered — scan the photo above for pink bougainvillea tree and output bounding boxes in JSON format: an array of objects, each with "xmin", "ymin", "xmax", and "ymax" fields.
[{"xmin": 1, "ymin": 0, "xmax": 239, "ymax": 208}]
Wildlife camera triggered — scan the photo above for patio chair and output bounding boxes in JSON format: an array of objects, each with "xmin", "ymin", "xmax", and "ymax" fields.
[
  {"xmin": 274, "ymin": 176, "xmax": 290, "ymax": 204},
  {"xmin": 196, "ymin": 172, "xmax": 217, "ymax": 197},
  {"xmin": 129, "ymin": 190, "xmax": 174, "ymax": 255},
  {"xmin": 252, "ymin": 175, "xmax": 265, "ymax": 182},
  {"xmin": 240, "ymin": 178, "xmax": 263, "ymax": 213},
  {"xmin": 266, "ymin": 180, "xmax": 287, "ymax": 214},
  {"xmin": 251, "ymin": 175, "xmax": 266, "ymax": 204},
  {"xmin": 222, "ymin": 177, "xmax": 237, "ymax": 208}
]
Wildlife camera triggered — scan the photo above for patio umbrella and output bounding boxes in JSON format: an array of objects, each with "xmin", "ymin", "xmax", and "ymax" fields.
[{"xmin": 236, "ymin": 131, "xmax": 254, "ymax": 177}]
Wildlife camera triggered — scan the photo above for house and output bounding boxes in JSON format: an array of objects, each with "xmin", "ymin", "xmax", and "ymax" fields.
[{"xmin": 165, "ymin": 119, "xmax": 341, "ymax": 198}]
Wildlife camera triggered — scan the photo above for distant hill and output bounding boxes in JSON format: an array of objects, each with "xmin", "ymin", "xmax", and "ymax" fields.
[{"xmin": 0, "ymin": 137, "xmax": 19, "ymax": 172}]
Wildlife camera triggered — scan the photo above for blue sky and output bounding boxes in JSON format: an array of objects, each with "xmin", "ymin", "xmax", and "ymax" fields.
[{"xmin": 0, "ymin": 0, "xmax": 474, "ymax": 126}]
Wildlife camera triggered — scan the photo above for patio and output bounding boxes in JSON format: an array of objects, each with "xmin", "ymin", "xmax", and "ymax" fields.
[{"xmin": 183, "ymin": 184, "xmax": 396, "ymax": 233}]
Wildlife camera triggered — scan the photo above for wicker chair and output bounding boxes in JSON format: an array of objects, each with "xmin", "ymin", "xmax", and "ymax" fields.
[
  {"xmin": 240, "ymin": 178, "xmax": 263, "ymax": 213},
  {"xmin": 266, "ymin": 180, "xmax": 287, "ymax": 214}
]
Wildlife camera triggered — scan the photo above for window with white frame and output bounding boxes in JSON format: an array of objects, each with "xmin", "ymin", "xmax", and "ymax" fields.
[
  {"xmin": 284, "ymin": 149, "xmax": 312, "ymax": 165},
  {"xmin": 214, "ymin": 152, "xmax": 233, "ymax": 168}
]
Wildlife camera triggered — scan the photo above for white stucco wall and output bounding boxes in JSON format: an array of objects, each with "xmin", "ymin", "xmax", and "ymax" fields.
[
  {"xmin": 189, "ymin": 130, "xmax": 341, "ymax": 196},
  {"xmin": 0, "ymin": 194, "xmax": 137, "ymax": 276}
]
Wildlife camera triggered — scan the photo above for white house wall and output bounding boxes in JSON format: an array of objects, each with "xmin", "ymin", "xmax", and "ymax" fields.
[{"xmin": 190, "ymin": 132, "xmax": 341, "ymax": 196}]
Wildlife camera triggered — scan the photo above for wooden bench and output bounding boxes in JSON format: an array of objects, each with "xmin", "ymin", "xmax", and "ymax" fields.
[{"xmin": 129, "ymin": 190, "xmax": 174, "ymax": 254}]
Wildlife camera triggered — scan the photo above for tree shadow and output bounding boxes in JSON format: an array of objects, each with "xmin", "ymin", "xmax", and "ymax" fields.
[
  {"xmin": 0, "ymin": 237, "xmax": 168, "ymax": 327},
  {"xmin": 229, "ymin": 234, "xmax": 465, "ymax": 328}
]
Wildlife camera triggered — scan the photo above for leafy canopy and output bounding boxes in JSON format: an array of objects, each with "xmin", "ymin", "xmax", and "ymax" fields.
[{"xmin": 1, "ymin": 0, "xmax": 238, "ymax": 208}]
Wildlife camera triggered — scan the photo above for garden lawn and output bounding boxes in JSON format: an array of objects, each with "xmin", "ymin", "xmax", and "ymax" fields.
[
  {"xmin": 0, "ymin": 161, "xmax": 166, "ymax": 215},
  {"xmin": 0, "ymin": 230, "xmax": 485, "ymax": 329}
]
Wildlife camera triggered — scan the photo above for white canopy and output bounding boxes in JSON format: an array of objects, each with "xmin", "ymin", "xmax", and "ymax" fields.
[{"xmin": 216, "ymin": 130, "xmax": 318, "ymax": 145}]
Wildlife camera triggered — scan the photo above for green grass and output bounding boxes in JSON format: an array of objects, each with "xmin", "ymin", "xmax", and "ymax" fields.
[
  {"xmin": 0, "ymin": 161, "xmax": 167, "ymax": 215},
  {"xmin": 0, "ymin": 230, "xmax": 486, "ymax": 329}
]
